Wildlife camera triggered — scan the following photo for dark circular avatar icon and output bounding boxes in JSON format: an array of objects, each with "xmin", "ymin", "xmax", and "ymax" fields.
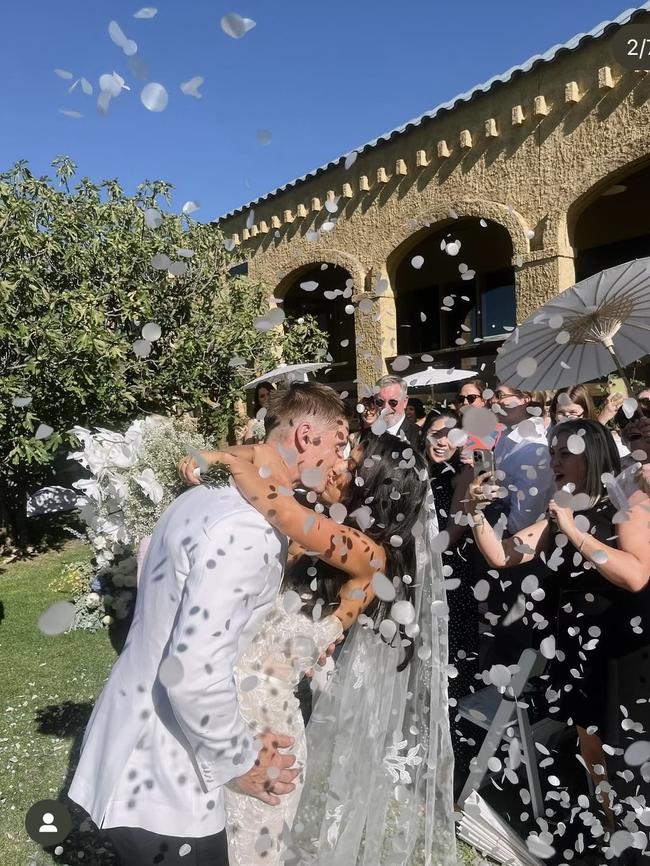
[{"xmin": 25, "ymin": 799, "xmax": 72, "ymax": 847}]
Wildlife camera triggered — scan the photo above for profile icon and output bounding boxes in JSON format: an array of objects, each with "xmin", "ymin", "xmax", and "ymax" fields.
[
  {"xmin": 25, "ymin": 799, "xmax": 71, "ymax": 846},
  {"xmin": 39, "ymin": 812, "xmax": 58, "ymax": 833}
]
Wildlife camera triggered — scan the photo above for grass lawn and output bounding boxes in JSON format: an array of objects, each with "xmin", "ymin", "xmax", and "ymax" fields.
[
  {"xmin": 0, "ymin": 541, "xmax": 118, "ymax": 866},
  {"xmin": 0, "ymin": 542, "xmax": 481, "ymax": 866}
]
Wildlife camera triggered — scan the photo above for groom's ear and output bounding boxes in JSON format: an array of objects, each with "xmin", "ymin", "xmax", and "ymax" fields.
[{"xmin": 293, "ymin": 420, "xmax": 313, "ymax": 454}]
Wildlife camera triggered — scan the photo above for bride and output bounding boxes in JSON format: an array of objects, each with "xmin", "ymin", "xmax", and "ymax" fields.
[{"xmin": 179, "ymin": 433, "xmax": 456, "ymax": 866}]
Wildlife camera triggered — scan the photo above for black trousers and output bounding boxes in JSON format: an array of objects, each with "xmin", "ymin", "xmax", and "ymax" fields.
[{"xmin": 106, "ymin": 826, "xmax": 229, "ymax": 866}]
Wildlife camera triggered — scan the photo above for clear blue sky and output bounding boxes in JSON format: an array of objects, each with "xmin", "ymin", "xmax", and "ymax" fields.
[{"xmin": 0, "ymin": 0, "xmax": 639, "ymax": 222}]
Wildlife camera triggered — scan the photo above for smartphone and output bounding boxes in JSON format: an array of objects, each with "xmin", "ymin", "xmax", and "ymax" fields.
[
  {"xmin": 608, "ymin": 377, "xmax": 629, "ymax": 401},
  {"xmin": 473, "ymin": 449, "xmax": 495, "ymax": 478}
]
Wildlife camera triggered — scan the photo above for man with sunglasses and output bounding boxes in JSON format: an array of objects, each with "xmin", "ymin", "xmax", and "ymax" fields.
[{"xmin": 370, "ymin": 375, "xmax": 422, "ymax": 450}]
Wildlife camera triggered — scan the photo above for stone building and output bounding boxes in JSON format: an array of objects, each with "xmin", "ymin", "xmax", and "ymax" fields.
[{"xmin": 217, "ymin": 3, "xmax": 650, "ymax": 392}]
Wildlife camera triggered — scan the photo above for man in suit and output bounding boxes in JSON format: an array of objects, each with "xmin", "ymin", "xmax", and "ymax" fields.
[
  {"xmin": 370, "ymin": 374, "xmax": 421, "ymax": 450},
  {"xmin": 69, "ymin": 383, "xmax": 348, "ymax": 866}
]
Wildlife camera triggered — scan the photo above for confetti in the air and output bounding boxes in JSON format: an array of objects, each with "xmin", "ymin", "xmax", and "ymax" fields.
[
  {"xmin": 182, "ymin": 200, "xmax": 200, "ymax": 215},
  {"xmin": 180, "ymin": 76, "xmax": 204, "ymax": 98},
  {"xmin": 60, "ymin": 110, "xmax": 83, "ymax": 119},
  {"xmin": 144, "ymin": 208, "xmax": 163, "ymax": 229},
  {"xmin": 256, "ymin": 129, "xmax": 272, "ymax": 146},
  {"xmin": 142, "ymin": 322, "xmax": 162, "ymax": 342},
  {"xmin": 12, "ymin": 396, "xmax": 32, "ymax": 408},
  {"xmin": 221, "ymin": 13, "xmax": 256, "ymax": 38},
  {"xmin": 108, "ymin": 20, "xmax": 138, "ymax": 56},
  {"xmin": 344, "ymin": 151, "xmax": 358, "ymax": 170},
  {"xmin": 141, "ymin": 82, "xmax": 168, "ymax": 111},
  {"xmin": 38, "ymin": 601, "xmax": 75, "ymax": 635},
  {"xmin": 134, "ymin": 7, "xmax": 158, "ymax": 18},
  {"xmin": 55, "ymin": 68, "xmax": 74, "ymax": 79},
  {"xmin": 300, "ymin": 280, "xmax": 319, "ymax": 292},
  {"xmin": 411, "ymin": 255, "xmax": 424, "ymax": 269},
  {"xmin": 35, "ymin": 424, "xmax": 54, "ymax": 440},
  {"xmin": 159, "ymin": 654, "xmax": 184, "ymax": 688},
  {"xmin": 133, "ymin": 339, "xmax": 152, "ymax": 358},
  {"xmin": 516, "ymin": 357, "xmax": 537, "ymax": 378},
  {"xmin": 179, "ymin": 844, "xmax": 192, "ymax": 857}
]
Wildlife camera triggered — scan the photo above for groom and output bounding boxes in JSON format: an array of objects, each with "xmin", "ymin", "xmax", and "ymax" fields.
[{"xmin": 69, "ymin": 383, "xmax": 348, "ymax": 866}]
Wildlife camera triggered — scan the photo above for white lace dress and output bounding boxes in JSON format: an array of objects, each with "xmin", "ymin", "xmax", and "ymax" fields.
[{"xmin": 224, "ymin": 597, "xmax": 343, "ymax": 866}]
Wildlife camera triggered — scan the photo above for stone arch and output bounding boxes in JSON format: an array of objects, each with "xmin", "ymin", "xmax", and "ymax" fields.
[
  {"xmin": 273, "ymin": 248, "xmax": 366, "ymax": 299},
  {"xmin": 559, "ymin": 152, "xmax": 650, "ymax": 280},
  {"xmin": 377, "ymin": 199, "xmax": 531, "ymax": 275}
]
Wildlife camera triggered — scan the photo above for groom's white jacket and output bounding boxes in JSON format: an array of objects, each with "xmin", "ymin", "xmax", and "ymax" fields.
[{"xmin": 69, "ymin": 483, "xmax": 287, "ymax": 838}]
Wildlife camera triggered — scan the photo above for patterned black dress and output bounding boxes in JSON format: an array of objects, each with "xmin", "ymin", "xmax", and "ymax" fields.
[{"xmin": 428, "ymin": 452, "xmax": 479, "ymax": 793}]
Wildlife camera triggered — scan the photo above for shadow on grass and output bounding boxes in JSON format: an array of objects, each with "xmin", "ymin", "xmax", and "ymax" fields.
[
  {"xmin": 34, "ymin": 702, "xmax": 120, "ymax": 865},
  {"xmin": 1, "ymin": 513, "xmax": 85, "ymax": 565}
]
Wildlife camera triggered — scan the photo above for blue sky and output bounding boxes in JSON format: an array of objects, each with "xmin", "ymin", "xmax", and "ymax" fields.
[{"xmin": 0, "ymin": 0, "xmax": 639, "ymax": 222}]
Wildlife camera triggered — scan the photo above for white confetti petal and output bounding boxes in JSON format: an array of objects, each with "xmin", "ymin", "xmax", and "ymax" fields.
[
  {"xmin": 182, "ymin": 200, "xmax": 200, "ymax": 215},
  {"xmin": 221, "ymin": 13, "xmax": 256, "ymax": 38},
  {"xmin": 223, "ymin": 237, "xmax": 236, "ymax": 252},
  {"xmin": 12, "ymin": 396, "xmax": 32, "ymax": 408},
  {"xmin": 516, "ymin": 357, "xmax": 537, "ymax": 379},
  {"xmin": 159, "ymin": 654, "xmax": 184, "ymax": 687},
  {"xmin": 142, "ymin": 322, "xmax": 162, "ymax": 342},
  {"xmin": 141, "ymin": 82, "xmax": 168, "ymax": 112},
  {"xmin": 59, "ymin": 110, "xmax": 83, "ymax": 118},
  {"xmin": 180, "ymin": 76, "xmax": 204, "ymax": 98},
  {"xmin": 411, "ymin": 255, "xmax": 424, "ymax": 269},
  {"xmin": 540, "ymin": 635, "xmax": 556, "ymax": 659},
  {"xmin": 473, "ymin": 580, "xmax": 490, "ymax": 602},
  {"xmin": 329, "ymin": 503, "xmax": 347, "ymax": 524},
  {"xmin": 372, "ymin": 573, "xmax": 396, "ymax": 602},
  {"xmin": 391, "ymin": 355, "xmax": 411, "ymax": 372},
  {"xmin": 55, "ymin": 68, "xmax": 74, "ymax": 79},
  {"xmin": 344, "ymin": 151, "xmax": 358, "ymax": 170},
  {"xmin": 391, "ymin": 600, "xmax": 416, "ymax": 625},
  {"xmin": 38, "ymin": 601, "xmax": 75, "ymax": 635},
  {"xmin": 35, "ymin": 423, "xmax": 54, "ymax": 440},
  {"xmin": 179, "ymin": 843, "xmax": 192, "ymax": 857},
  {"xmin": 144, "ymin": 207, "xmax": 163, "ymax": 229},
  {"xmin": 256, "ymin": 128, "xmax": 272, "ymax": 146},
  {"xmin": 300, "ymin": 280, "xmax": 319, "ymax": 292},
  {"xmin": 567, "ymin": 434, "xmax": 585, "ymax": 455},
  {"xmin": 134, "ymin": 7, "xmax": 158, "ymax": 19},
  {"xmin": 151, "ymin": 252, "xmax": 171, "ymax": 270},
  {"xmin": 133, "ymin": 339, "xmax": 152, "ymax": 358}
]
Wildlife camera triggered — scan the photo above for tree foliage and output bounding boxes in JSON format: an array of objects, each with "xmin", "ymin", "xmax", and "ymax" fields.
[{"xmin": 0, "ymin": 158, "xmax": 328, "ymax": 544}]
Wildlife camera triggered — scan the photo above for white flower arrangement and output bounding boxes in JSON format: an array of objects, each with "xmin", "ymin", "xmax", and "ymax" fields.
[{"xmin": 66, "ymin": 414, "xmax": 214, "ymax": 629}]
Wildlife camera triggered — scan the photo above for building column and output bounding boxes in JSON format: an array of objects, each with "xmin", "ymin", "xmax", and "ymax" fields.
[
  {"xmin": 515, "ymin": 251, "xmax": 576, "ymax": 322},
  {"xmin": 353, "ymin": 267, "xmax": 398, "ymax": 388}
]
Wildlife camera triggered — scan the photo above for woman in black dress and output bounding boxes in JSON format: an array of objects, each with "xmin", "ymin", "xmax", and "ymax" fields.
[
  {"xmin": 422, "ymin": 409, "xmax": 478, "ymax": 795},
  {"xmin": 465, "ymin": 419, "xmax": 650, "ymax": 828}
]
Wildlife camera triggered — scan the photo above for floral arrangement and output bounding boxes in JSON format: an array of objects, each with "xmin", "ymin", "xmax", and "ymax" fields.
[{"xmin": 63, "ymin": 415, "xmax": 214, "ymax": 630}]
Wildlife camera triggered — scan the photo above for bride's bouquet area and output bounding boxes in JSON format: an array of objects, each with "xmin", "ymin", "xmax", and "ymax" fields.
[{"xmin": 60, "ymin": 415, "xmax": 213, "ymax": 631}]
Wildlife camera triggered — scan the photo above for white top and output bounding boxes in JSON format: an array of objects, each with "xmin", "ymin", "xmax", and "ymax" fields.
[
  {"xmin": 69, "ymin": 484, "xmax": 287, "ymax": 838},
  {"xmin": 494, "ymin": 417, "xmax": 554, "ymax": 534},
  {"xmin": 387, "ymin": 415, "xmax": 406, "ymax": 437}
]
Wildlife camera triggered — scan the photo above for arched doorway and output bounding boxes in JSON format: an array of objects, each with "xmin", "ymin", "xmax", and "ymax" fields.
[
  {"xmin": 572, "ymin": 160, "xmax": 650, "ymax": 282},
  {"xmin": 280, "ymin": 263, "xmax": 357, "ymax": 387},
  {"xmin": 390, "ymin": 218, "xmax": 515, "ymax": 381}
]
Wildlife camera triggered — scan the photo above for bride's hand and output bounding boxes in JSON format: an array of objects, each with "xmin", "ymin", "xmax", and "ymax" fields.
[
  {"xmin": 466, "ymin": 471, "xmax": 499, "ymax": 510},
  {"xmin": 177, "ymin": 449, "xmax": 220, "ymax": 486}
]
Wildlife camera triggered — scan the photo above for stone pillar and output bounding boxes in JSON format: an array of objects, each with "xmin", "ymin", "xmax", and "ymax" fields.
[
  {"xmin": 515, "ymin": 251, "xmax": 576, "ymax": 322},
  {"xmin": 353, "ymin": 267, "xmax": 398, "ymax": 388}
]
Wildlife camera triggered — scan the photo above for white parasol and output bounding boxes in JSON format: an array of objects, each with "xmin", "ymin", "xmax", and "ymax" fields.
[
  {"xmin": 402, "ymin": 367, "xmax": 478, "ymax": 387},
  {"xmin": 496, "ymin": 257, "xmax": 650, "ymax": 391},
  {"xmin": 244, "ymin": 362, "xmax": 328, "ymax": 389}
]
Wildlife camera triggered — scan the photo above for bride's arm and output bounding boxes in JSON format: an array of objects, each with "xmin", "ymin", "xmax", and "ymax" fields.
[
  {"xmin": 216, "ymin": 453, "xmax": 385, "ymax": 584},
  {"xmin": 178, "ymin": 445, "xmax": 256, "ymax": 485},
  {"xmin": 334, "ymin": 576, "xmax": 375, "ymax": 630}
]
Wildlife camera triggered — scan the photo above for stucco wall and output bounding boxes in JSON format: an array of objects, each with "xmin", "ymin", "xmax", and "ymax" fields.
[{"xmin": 218, "ymin": 30, "xmax": 650, "ymax": 385}]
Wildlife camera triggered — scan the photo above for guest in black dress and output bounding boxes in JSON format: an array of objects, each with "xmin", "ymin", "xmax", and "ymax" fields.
[
  {"xmin": 466, "ymin": 419, "xmax": 650, "ymax": 832},
  {"xmin": 421, "ymin": 408, "xmax": 478, "ymax": 795}
]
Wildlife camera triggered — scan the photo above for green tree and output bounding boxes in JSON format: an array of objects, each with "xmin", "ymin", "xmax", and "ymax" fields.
[{"xmin": 0, "ymin": 158, "xmax": 328, "ymax": 547}]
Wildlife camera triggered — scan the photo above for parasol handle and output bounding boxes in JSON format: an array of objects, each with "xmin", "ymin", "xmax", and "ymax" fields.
[{"xmin": 602, "ymin": 337, "xmax": 633, "ymax": 392}]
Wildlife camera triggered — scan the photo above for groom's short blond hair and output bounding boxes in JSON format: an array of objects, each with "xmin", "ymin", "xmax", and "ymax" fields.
[{"xmin": 264, "ymin": 382, "xmax": 346, "ymax": 438}]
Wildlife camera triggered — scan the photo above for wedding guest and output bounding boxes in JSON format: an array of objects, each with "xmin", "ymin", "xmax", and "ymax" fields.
[
  {"xmin": 241, "ymin": 381, "xmax": 276, "ymax": 444},
  {"xmin": 549, "ymin": 385, "xmax": 597, "ymax": 425},
  {"xmin": 489, "ymin": 383, "xmax": 554, "ymax": 533},
  {"xmin": 466, "ymin": 419, "xmax": 650, "ymax": 828},
  {"xmin": 456, "ymin": 379, "xmax": 487, "ymax": 411},
  {"xmin": 531, "ymin": 390, "xmax": 555, "ymax": 428},
  {"xmin": 406, "ymin": 397, "xmax": 427, "ymax": 427},
  {"xmin": 596, "ymin": 389, "xmax": 626, "ymax": 426},
  {"xmin": 371, "ymin": 375, "xmax": 421, "ymax": 449},
  {"xmin": 350, "ymin": 397, "xmax": 378, "ymax": 447},
  {"xmin": 421, "ymin": 409, "xmax": 478, "ymax": 795},
  {"xmin": 611, "ymin": 398, "xmax": 650, "ymax": 501}
]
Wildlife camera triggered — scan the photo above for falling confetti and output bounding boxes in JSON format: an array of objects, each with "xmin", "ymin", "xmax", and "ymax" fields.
[
  {"xmin": 151, "ymin": 252, "xmax": 171, "ymax": 270},
  {"xmin": 391, "ymin": 356, "xmax": 411, "ymax": 372},
  {"xmin": 180, "ymin": 76, "xmax": 204, "ymax": 98},
  {"xmin": 445, "ymin": 241, "xmax": 460, "ymax": 256},
  {"xmin": 372, "ymin": 573, "xmax": 396, "ymax": 602},
  {"xmin": 141, "ymin": 82, "xmax": 168, "ymax": 111},
  {"xmin": 144, "ymin": 208, "xmax": 163, "ymax": 229},
  {"xmin": 182, "ymin": 200, "xmax": 200, "ymax": 215},
  {"xmin": 256, "ymin": 128, "xmax": 272, "ymax": 145},
  {"xmin": 35, "ymin": 424, "xmax": 54, "ymax": 440},
  {"xmin": 134, "ymin": 7, "xmax": 158, "ymax": 18},
  {"xmin": 221, "ymin": 13, "xmax": 256, "ymax": 38},
  {"xmin": 142, "ymin": 322, "xmax": 162, "ymax": 341},
  {"xmin": 133, "ymin": 339, "xmax": 152, "ymax": 358},
  {"xmin": 179, "ymin": 844, "xmax": 192, "ymax": 857},
  {"xmin": 344, "ymin": 151, "xmax": 358, "ymax": 170},
  {"xmin": 516, "ymin": 357, "xmax": 537, "ymax": 378},
  {"xmin": 159, "ymin": 654, "xmax": 184, "ymax": 687},
  {"xmin": 108, "ymin": 20, "xmax": 138, "ymax": 56},
  {"xmin": 300, "ymin": 280, "xmax": 319, "ymax": 292},
  {"xmin": 55, "ymin": 68, "xmax": 74, "ymax": 79},
  {"xmin": 12, "ymin": 396, "xmax": 32, "ymax": 408},
  {"xmin": 59, "ymin": 110, "xmax": 83, "ymax": 118},
  {"xmin": 324, "ymin": 197, "xmax": 339, "ymax": 214},
  {"xmin": 38, "ymin": 601, "xmax": 75, "ymax": 635},
  {"xmin": 411, "ymin": 255, "xmax": 424, "ymax": 269}
]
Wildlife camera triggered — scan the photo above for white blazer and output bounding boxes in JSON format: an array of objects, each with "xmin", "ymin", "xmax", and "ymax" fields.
[{"xmin": 69, "ymin": 484, "xmax": 287, "ymax": 838}]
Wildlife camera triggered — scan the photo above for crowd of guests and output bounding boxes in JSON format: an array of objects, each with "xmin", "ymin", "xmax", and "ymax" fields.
[{"xmin": 298, "ymin": 372, "xmax": 650, "ymax": 839}]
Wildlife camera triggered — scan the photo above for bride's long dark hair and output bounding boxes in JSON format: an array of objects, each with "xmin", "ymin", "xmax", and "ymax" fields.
[{"xmin": 282, "ymin": 433, "xmax": 430, "ymax": 667}]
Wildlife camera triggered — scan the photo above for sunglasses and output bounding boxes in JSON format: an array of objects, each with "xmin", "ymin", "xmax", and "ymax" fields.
[
  {"xmin": 456, "ymin": 394, "xmax": 481, "ymax": 404},
  {"xmin": 374, "ymin": 398, "xmax": 400, "ymax": 409}
]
